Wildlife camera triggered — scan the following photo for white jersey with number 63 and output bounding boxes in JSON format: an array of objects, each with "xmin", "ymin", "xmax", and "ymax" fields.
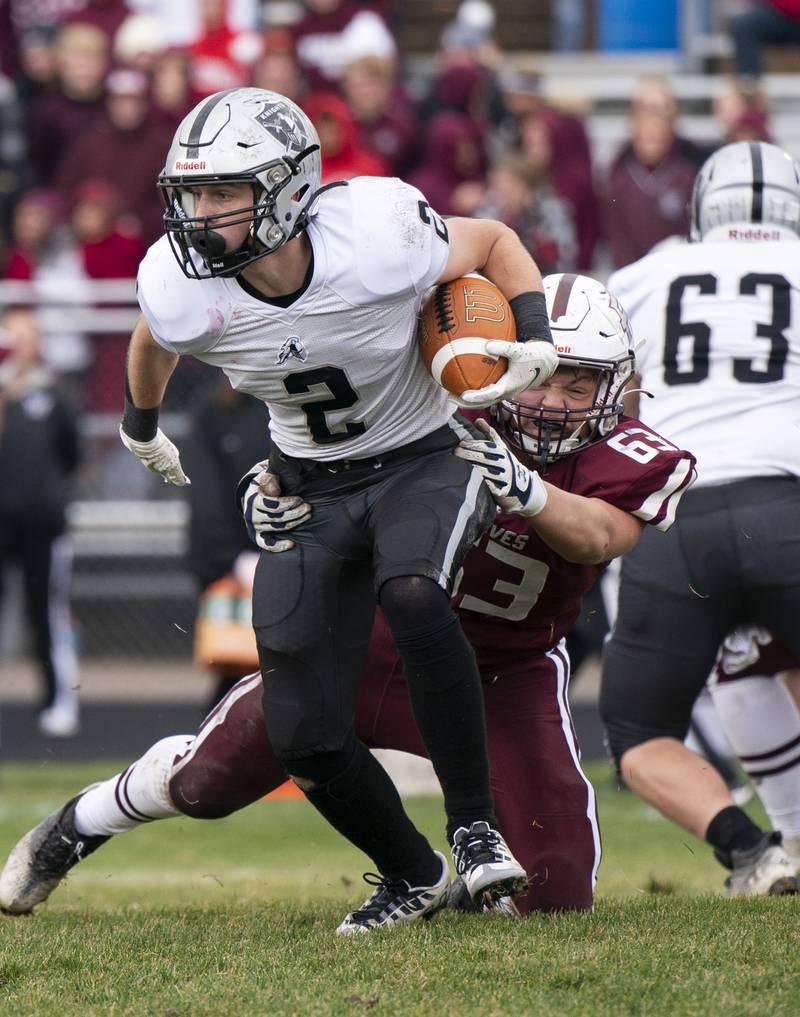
[{"xmin": 610, "ymin": 239, "xmax": 800, "ymax": 487}]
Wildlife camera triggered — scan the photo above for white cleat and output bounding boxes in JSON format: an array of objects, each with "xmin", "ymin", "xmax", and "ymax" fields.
[
  {"xmin": 450, "ymin": 821, "xmax": 528, "ymax": 907},
  {"xmin": 0, "ymin": 795, "xmax": 108, "ymax": 915},
  {"xmin": 725, "ymin": 834, "xmax": 799, "ymax": 898},
  {"xmin": 336, "ymin": 851, "xmax": 451, "ymax": 935}
]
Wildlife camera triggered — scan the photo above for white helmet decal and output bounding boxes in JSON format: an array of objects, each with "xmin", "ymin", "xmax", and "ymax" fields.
[{"xmin": 253, "ymin": 99, "xmax": 311, "ymax": 155}]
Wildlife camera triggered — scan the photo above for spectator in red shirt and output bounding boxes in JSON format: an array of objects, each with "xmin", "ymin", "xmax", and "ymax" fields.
[
  {"xmin": 303, "ymin": 91, "xmax": 388, "ymax": 182},
  {"xmin": 69, "ymin": 178, "xmax": 144, "ymax": 411},
  {"xmin": 187, "ymin": 0, "xmax": 263, "ymax": 98}
]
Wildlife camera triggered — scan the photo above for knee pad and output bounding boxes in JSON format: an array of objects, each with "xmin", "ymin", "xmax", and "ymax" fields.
[
  {"xmin": 285, "ymin": 727, "xmax": 364, "ymax": 798},
  {"xmin": 379, "ymin": 575, "xmax": 451, "ymax": 634}
]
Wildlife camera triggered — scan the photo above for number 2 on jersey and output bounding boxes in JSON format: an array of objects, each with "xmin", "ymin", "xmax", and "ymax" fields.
[
  {"xmin": 283, "ymin": 366, "xmax": 367, "ymax": 445},
  {"xmin": 665, "ymin": 273, "xmax": 789, "ymax": 385}
]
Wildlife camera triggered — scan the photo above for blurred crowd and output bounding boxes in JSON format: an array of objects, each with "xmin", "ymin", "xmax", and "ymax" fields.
[{"xmin": 0, "ymin": 0, "xmax": 786, "ymax": 411}]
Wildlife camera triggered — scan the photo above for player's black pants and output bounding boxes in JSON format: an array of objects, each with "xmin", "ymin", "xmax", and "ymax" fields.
[
  {"xmin": 600, "ymin": 476, "xmax": 800, "ymax": 766},
  {"xmin": 253, "ymin": 422, "xmax": 497, "ymax": 880}
]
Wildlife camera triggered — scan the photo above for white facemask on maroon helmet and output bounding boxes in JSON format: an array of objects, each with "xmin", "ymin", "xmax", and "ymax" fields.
[{"xmin": 494, "ymin": 273, "xmax": 636, "ymax": 464}]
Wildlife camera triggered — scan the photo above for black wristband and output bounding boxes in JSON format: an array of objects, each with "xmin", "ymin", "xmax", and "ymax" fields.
[
  {"xmin": 122, "ymin": 395, "xmax": 159, "ymax": 442},
  {"xmin": 509, "ymin": 291, "xmax": 552, "ymax": 344}
]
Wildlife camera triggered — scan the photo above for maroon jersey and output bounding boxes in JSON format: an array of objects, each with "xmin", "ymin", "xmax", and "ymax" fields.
[{"xmin": 453, "ymin": 415, "xmax": 696, "ymax": 672}]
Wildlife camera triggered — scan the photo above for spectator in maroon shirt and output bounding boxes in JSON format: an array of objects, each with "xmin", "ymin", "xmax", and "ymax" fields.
[
  {"xmin": 61, "ymin": 0, "xmax": 129, "ymax": 42},
  {"xmin": 150, "ymin": 47, "xmax": 201, "ymax": 130},
  {"xmin": 519, "ymin": 111, "xmax": 599, "ymax": 270},
  {"xmin": 56, "ymin": 67, "xmax": 173, "ymax": 246},
  {"xmin": 341, "ymin": 55, "xmax": 418, "ymax": 176},
  {"xmin": 303, "ymin": 91, "xmax": 388, "ymax": 182},
  {"xmin": 408, "ymin": 111, "xmax": 487, "ymax": 217},
  {"xmin": 27, "ymin": 21, "xmax": 110, "ymax": 186},
  {"xmin": 249, "ymin": 28, "xmax": 307, "ymax": 106},
  {"xmin": 475, "ymin": 155, "xmax": 577, "ymax": 275},
  {"xmin": 604, "ymin": 77, "xmax": 706, "ymax": 269}
]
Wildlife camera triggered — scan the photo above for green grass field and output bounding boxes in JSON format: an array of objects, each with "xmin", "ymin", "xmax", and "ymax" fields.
[{"xmin": 1, "ymin": 761, "xmax": 798, "ymax": 1017}]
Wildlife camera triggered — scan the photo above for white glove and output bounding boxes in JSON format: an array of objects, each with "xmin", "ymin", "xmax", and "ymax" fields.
[
  {"xmin": 454, "ymin": 419, "xmax": 548, "ymax": 517},
  {"xmin": 456, "ymin": 340, "xmax": 559, "ymax": 408},
  {"xmin": 240, "ymin": 466, "xmax": 312, "ymax": 553},
  {"xmin": 119, "ymin": 426, "xmax": 191, "ymax": 486}
]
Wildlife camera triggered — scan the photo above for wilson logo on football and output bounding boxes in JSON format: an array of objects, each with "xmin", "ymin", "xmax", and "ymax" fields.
[{"xmin": 463, "ymin": 288, "xmax": 507, "ymax": 324}]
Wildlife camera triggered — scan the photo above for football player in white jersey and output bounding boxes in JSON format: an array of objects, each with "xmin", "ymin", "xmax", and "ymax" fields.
[
  {"xmin": 118, "ymin": 88, "xmax": 559, "ymax": 933},
  {"xmin": 600, "ymin": 141, "xmax": 800, "ymax": 896}
]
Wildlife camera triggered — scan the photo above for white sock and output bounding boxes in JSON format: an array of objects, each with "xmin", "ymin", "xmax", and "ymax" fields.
[
  {"xmin": 74, "ymin": 735, "xmax": 193, "ymax": 837},
  {"xmin": 710, "ymin": 675, "xmax": 800, "ymax": 838},
  {"xmin": 686, "ymin": 686, "xmax": 738, "ymax": 764}
]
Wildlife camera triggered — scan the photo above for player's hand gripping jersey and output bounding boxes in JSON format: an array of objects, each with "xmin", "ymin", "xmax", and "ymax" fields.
[
  {"xmin": 454, "ymin": 412, "xmax": 695, "ymax": 672},
  {"xmin": 610, "ymin": 239, "xmax": 800, "ymax": 486},
  {"xmin": 137, "ymin": 177, "xmax": 454, "ymax": 459}
]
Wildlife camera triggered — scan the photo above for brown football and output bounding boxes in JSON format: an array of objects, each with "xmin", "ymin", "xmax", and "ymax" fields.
[{"xmin": 418, "ymin": 275, "xmax": 516, "ymax": 397}]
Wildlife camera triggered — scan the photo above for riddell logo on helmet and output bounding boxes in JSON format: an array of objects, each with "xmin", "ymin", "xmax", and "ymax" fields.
[
  {"xmin": 728, "ymin": 227, "xmax": 780, "ymax": 240},
  {"xmin": 175, "ymin": 160, "xmax": 207, "ymax": 170},
  {"xmin": 555, "ymin": 344, "xmax": 573, "ymax": 353}
]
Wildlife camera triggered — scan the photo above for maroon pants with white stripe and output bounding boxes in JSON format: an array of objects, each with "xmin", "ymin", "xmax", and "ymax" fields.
[{"xmin": 171, "ymin": 613, "xmax": 599, "ymax": 913}]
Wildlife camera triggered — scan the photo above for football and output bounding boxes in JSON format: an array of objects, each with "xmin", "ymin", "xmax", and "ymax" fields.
[{"xmin": 418, "ymin": 275, "xmax": 516, "ymax": 397}]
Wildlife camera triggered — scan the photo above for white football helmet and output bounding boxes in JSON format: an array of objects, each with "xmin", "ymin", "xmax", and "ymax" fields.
[
  {"xmin": 494, "ymin": 273, "xmax": 635, "ymax": 464},
  {"xmin": 158, "ymin": 88, "xmax": 322, "ymax": 278},
  {"xmin": 689, "ymin": 141, "xmax": 800, "ymax": 242}
]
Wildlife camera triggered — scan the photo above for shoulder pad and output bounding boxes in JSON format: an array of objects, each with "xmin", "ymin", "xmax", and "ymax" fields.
[
  {"xmin": 137, "ymin": 236, "xmax": 232, "ymax": 355},
  {"xmin": 312, "ymin": 176, "xmax": 449, "ymax": 300}
]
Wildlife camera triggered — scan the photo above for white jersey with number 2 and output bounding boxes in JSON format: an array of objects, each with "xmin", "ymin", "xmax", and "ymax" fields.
[
  {"xmin": 136, "ymin": 176, "xmax": 455, "ymax": 460},
  {"xmin": 610, "ymin": 239, "xmax": 800, "ymax": 487}
]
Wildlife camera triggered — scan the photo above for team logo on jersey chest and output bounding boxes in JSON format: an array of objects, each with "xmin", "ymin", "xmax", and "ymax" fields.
[{"xmin": 276, "ymin": 335, "xmax": 307, "ymax": 365}]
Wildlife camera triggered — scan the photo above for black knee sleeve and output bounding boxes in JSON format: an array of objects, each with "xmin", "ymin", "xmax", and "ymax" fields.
[
  {"xmin": 284, "ymin": 727, "xmax": 363, "ymax": 796},
  {"xmin": 380, "ymin": 575, "xmax": 472, "ymax": 694}
]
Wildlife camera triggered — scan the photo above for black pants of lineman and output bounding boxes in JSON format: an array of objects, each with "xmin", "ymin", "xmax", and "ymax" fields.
[
  {"xmin": 601, "ymin": 476, "xmax": 800, "ymax": 766},
  {"xmin": 253, "ymin": 422, "xmax": 497, "ymax": 882}
]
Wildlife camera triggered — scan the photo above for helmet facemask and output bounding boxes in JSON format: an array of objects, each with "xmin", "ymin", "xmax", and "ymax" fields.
[
  {"xmin": 493, "ymin": 352, "xmax": 634, "ymax": 472},
  {"xmin": 159, "ymin": 151, "xmax": 318, "ymax": 279}
]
